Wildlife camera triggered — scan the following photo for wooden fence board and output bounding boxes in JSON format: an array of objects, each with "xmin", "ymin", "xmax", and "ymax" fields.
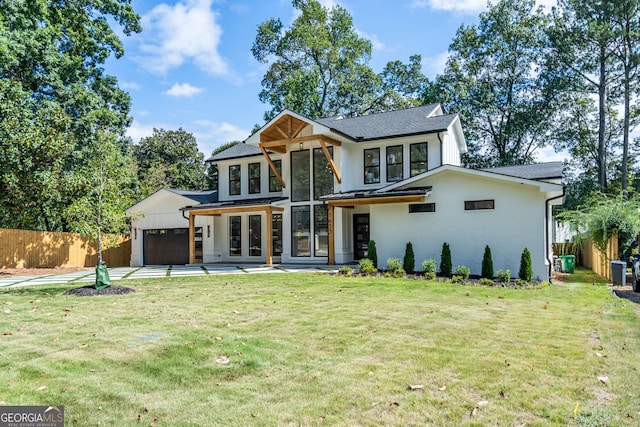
[{"xmin": 0, "ymin": 228, "xmax": 130, "ymax": 269}]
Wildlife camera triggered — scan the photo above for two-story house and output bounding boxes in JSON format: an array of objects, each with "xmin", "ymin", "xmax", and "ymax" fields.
[{"xmin": 127, "ymin": 104, "xmax": 564, "ymax": 280}]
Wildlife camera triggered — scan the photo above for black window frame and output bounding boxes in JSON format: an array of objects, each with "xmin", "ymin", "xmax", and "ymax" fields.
[
  {"xmin": 229, "ymin": 164, "xmax": 241, "ymax": 196},
  {"xmin": 386, "ymin": 145, "xmax": 403, "ymax": 182},
  {"xmin": 410, "ymin": 142, "xmax": 428, "ymax": 177},
  {"xmin": 313, "ymin": 146, "xmax": 334, "ymax": 200},
  {"xmin": 291, "ymin": 149, "xmax": 311, "ymax": 202},
  {"xmin": 269, "ymin": 159, "xmax": 282, "ymax": 192},
  {"xmin": 248, "ymin": 162, "xmax": 261, "ymax": 194},
  {"xmin": 409, "ymin": 203, "xmax": 436, "ymax": 213},
  {"xmin": 248, "ymin": 214, "xmax": 261, "ymax": 256},
  {"xmin": 465, "ymin": 199, "xmax": 495, "ymax": 210},
  {"xmin": 364, "ymin": 148, "xmax": 380, "ymax": 184}
]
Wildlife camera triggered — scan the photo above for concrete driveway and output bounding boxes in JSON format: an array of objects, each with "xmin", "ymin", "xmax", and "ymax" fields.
[{"xmin": 0, "ymin": 264, "xmax": 343, "ymax": 289}]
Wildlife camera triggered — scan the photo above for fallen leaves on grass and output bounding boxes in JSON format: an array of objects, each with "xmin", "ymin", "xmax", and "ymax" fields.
[
  {"xmin": 408, "ymin": 384, "xmax": 423, "ymax": 390},
  {"xmin": 216, "ymin": 356, "xmax": 230, "ymax": 364}
]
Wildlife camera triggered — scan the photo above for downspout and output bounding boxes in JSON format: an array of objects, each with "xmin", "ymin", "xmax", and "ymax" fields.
[
  {"xmin": 545, "ymin": 187, "xmax": 566, "ymax": 283},
  {"xmin": 437, "ymin": 132, "xmax": 443, "ymax": 166}
]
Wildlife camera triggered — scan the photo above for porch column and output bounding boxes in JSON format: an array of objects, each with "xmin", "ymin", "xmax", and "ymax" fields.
[
  {"xmin": 188, "ymin": 212, "xmax": 196, "ymax": 264},
  {"xmin": 265, "ymin": 208, "xmax": 273, "ymax": 265},
  {"xmin": 328, "ymin": 204, "xmax": 335, "ymax": 265}
]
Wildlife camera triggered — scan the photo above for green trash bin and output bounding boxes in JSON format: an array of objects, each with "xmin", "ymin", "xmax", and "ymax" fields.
[
  {"xmin": 559, "ymin": 255, "xmax": 575, "ymax": 274},
  {"xmin": 95, "ymin": 263, "xmax": 112, "ymax": 289}
]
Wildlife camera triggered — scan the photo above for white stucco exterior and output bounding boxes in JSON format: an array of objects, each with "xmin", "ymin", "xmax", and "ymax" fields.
[{"xmin": 126, "ymin": 105, "xmax": 564, "ymax": 280}]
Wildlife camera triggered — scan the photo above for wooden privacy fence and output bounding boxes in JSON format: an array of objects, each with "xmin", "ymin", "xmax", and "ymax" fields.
[
  {"xmin": 554, "ymin": 235, "xmax": 618, "ymax": 281},
  {"xmin": 0, "ymin": 228, "xmax": 131, "ymax": 269},
  {"xmin": 581, "ymin": 236, "xmax": 618, "ymax": 281}
]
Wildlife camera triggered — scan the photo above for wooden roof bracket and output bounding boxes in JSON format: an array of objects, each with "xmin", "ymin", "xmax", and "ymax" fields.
[
  {"xmin": 260, "ymin": 145, "xmax": 286, "ymax": 188},
  {"xmin": 319, "ymin": 138, "xmax": 342, "ymax": 184}
]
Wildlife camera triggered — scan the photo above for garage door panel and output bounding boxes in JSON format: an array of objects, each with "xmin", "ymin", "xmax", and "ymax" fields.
[{"xmin": 143, "ymin": 228, "xmax": 189, "ymax": 265}]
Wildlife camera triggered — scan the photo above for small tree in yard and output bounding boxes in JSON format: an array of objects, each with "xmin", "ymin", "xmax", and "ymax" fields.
[
  {"xmin": 367, "ymin": 240, "xmax": 378, "ymax": 268},
  {"xmin": 403, "ymin": 242, "xmax": 415, "ymax": 273},
  {"xmin": 481, "ymin": 245, "xmax": 494, "ymax": 279},
  {"xmin": 518, "ymin": 247, "xmax": 533, "ymax": 282},
  {"xmin": 66, "ymin": 131, "xmax": 136, "ymax": 289},
  {"xmin": 440, "ymin": 242, "xmax": 452, "ymax": 277}
]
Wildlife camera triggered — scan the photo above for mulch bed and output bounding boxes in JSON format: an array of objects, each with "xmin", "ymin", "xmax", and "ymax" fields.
[{"xmin": 64, "ymin": 285, "xmax": 135, "ymax": 297}]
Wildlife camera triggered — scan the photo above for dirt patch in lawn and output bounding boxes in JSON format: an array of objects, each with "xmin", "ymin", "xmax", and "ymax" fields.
[
  {"xmin": 0, "ymin": 267, "xmax": 92, "ymax": 277},
  {"xmin": 64, "ymin": 285, "xmax": 135, "ymax": 297}
]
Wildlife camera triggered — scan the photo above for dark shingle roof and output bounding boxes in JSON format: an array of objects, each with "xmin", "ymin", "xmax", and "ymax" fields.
[
  {"xmin": 182, "ymin": 196, "xmax": 287, "ymax": 211},
  {"xmin": 166, "ymin": 189, "xmax": 218, "ymax": 204},
  {"xmin": 314, "ymin": 104, "xmax": 456, "ymax": 141},
  {"xmin": 482, "ymin": 162, "xmax": 564, "ymax": 180},
  {"xmin": 207, "ymin": 143, "xmax": 262, "ymax": 162}
]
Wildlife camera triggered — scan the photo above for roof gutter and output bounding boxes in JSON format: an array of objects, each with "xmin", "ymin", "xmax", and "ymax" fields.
[{"xmin": 545, "ymin": 186, "xmax": 566, "ymax": 283}]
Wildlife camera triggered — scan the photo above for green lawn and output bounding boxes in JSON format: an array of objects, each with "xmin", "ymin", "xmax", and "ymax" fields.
[{"xmin": 1, "ymin": 269, "xmax": 639, "ymax": 426}]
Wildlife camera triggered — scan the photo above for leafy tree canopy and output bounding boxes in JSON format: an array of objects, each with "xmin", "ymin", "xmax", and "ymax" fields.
[
  {"xmin": 252, "ymin": 0, "xmax": 427, "ymax": 121},
  {"xmin": 429, "ymin": 0, "xmax": 560, "ymax": 167},
  {"xmin": 133, "ymin": 128, "xmax": 207, "ymax": 197}
]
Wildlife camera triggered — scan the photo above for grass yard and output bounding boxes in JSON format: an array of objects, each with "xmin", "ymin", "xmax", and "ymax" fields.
[{"xmin": 1, "ymin": 269, "xmax": 639, "ymax": 426}]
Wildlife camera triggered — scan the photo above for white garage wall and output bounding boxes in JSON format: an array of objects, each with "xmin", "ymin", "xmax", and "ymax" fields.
[{"xmin": 370, "ymin": 170, "xmax": 550, "ymax": 281}]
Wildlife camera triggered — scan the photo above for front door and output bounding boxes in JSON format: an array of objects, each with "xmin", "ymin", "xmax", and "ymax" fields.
[{"xmin": 353, "ymin": 214, "xmax": 370, "ymax": 261}]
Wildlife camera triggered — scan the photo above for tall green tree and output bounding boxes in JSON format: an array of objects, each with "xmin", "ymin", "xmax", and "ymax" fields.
[
  {"xmin": 252, "ymin": 0, "xmax": 427, "ymax": 121},
  {"xmin": 549, "ymin": 0, "xmax": 618, "ymax": 189},
  {"xmin": 65, "ymin": 131, "xmax": 137, "ymax": 264},
  {"xmin": 133, "ymin": 128, "xmax": 207, "ymax": 196},
  {"xmin": 431, "ymin": 0, "xmax": 559, "ymax": 167},
  {"xmin": 0, "ymin": 79, "xmax": 74, "ymax": 231},
  {"xmin": 611, "ymin": 0, "xmax": 640, "ymax": 191},
  {"xmin": 0, "ymin": 0, "xmax": 141, "ymax": 231}
]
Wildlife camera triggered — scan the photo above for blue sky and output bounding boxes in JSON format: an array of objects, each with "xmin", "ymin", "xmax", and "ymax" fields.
[{"xmin": 106, "ymin": 0, "xmax": 559, "ymax": 160}]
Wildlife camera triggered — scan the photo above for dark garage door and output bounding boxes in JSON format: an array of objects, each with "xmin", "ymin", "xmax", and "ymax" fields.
[{"xmin": 143, "ymin": 228, "xmax": 189, "ymax": 265}]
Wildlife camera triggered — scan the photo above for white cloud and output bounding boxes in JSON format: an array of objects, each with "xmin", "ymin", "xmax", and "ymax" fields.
[
  {"xmin": 410, "ymin": 0, "xmax": 556, "ymax": 13},
  {"xmin": 193, "ymin": 120, "xmax": 252, "ymax": 156},
  {"xmin": 120, "ymin": 81, "xmax": 140, "ymax": 90},
  {"xmin": 163, "ymin": 82, "xmax": 204, "ymax": 97},
  {"xmin": 134, "ymin": 0, "xmax": 229, "ymax": 76},
  {"xmin": 127, "ymin": 119, "xmax": 169, "ymax": 143},
  {"xmin": 357, "ymin": 30, "xmax": 385, "ymax": 51},
  {"xmin": 422, "ymin": 51, "xmax": 450, "ymax": 79},
  {"xmin": 536, "ymin": 146, "xmax": 569, "ymax": 163},
  {"xmin": 410, "ymin": 0, "xmax": 486, "ymax": 13}
]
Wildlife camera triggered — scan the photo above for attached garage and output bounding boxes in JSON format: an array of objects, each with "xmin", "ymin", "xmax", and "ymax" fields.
[
  {"xmin": 126, "ymin": 189, "xmax": 217, "ymax": 266},
  {"xmin": 143, "ymin": 228, "xmax": 189, "ymax": 265}
]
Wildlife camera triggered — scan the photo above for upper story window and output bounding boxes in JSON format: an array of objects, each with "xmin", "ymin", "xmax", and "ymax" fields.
[
  {"xmin": 314, "ymin": 147, "xmax": 334, "ymax": 199},
  {"xmin": 465, "ymin": 199, "xmax": 495, "ymax": 210},
  {"xmin": 229, "ymin": 165, "xmax": 241, "ymax": 196},
  {"xmin": 291, "ymin": 149, "xmax": 310, "ymax": 202},
  {"xmin": 387, "ymin": 145, "xmax": 403, "ymax": 182},
  {"xmin": 410, "ymin": 142, "xmax": 428, "ymax": 177},
  {"xmin": 364, "ymin": 148, "xmax": 380, "ymax": 184},
  {"xmin": 248, "ymin": 162, "xmax": 261, "ymax": 194},
  {"xmin": 269, "ymin": 159, "xmax": 282, "ymax": 192}
]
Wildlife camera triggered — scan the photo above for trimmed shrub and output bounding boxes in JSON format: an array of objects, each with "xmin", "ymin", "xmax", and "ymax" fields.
[
  {"xmin": 338, "ymin": 266, "xmax": 352, "ymax": 276},
  {"xmin": 422, "ymin": 258, "xmax": 437, "ymax": 274},
  {"xmin": 518, "ymin": 247, "xmax": 533, "ymax": 281},
  {"xmin": 367, "ymin": 240, "xmax": 378, "ymax": 268},
  {"xmin": 424, "ymin": 271, "xmax": 436, "ymax": 280},
  {"xmin": 386, "ymin": 257, "xmax": 402, "ymax": 272},
  {"xmin": 496, "ymin": 269, "xmax": 511, "ymax": 283},
  {"xmin": 451, "ymin": 275, "xmax": 463, "ymax": 283},
  {"xmin": 358, "ymin": 258, "xmax": 377, "ymax": 275},
  {"xmin": 479, "ymin": 277, "xmax": 494, "ymax": 286},
  {"xmin": 403, "ymin": 242, "xmax": 415, "ymax": 273},
  {"xmin": 440, "ymin": 242, "xmax": 452, "ymax": 277},
  {"xmin": 454, "ymin": 265, "xmax": 470, "ymax": 279},
  {"xmin": 481, "ymin": 245, "xmax": 494, "ymax": 279},
  {"xmin": 394, "ymin": 268, "xmax": 406, "ymax": 278}
]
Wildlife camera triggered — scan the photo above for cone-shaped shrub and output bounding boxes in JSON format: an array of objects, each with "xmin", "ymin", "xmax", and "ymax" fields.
[
  {"xmin": 367, "ymin": 240, "xmax": 378, "ymax": 268},
  {"xmin": 403, "ymin": 242, "xmax": 415, "ymax": 273},
  {"xmin": 519, "ymin": 247, "xmax": 533, "ymax": 281},
  {"xmin": 481, "ymin": 245, "xmax": 494, "ymax": 279},
  {"xmin": 440, "ymin": 242, "xmax": 452, "ymax": 277}
]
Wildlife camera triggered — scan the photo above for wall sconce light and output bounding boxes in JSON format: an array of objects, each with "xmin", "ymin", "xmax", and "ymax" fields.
[
  {"xmin": 299, "ymin": 142, "xmax": 304, "ymax": 150},
  {"xmin": 207, "ymin": 225, "xmax": 211, "ymax": 238}
]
